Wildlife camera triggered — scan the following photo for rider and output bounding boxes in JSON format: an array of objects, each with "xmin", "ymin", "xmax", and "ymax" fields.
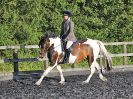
[{"xmin": 60, "ymin": 10, "xmax": 77, "ymax": 63}]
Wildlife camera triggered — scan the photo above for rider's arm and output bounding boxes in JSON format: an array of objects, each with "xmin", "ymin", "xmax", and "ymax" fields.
[{"xmin": 62, "ymin": 21, "xmax": 73, "ymax": 39}]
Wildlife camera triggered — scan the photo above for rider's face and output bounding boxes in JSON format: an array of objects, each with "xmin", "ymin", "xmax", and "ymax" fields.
[{"xmin": 63, "ymin": 15, "xmax": 69, "ymax": 20}]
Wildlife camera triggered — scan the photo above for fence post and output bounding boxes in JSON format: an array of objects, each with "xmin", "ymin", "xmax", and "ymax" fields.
[
  {"xmin": 71, "ymin": 64, "xmax": 75, "ymax": 68},
  {"xmin": 44, "ymin": 60, "xmax": 48, "ymax": 69},
  {"xmin": 43, "ymin": 55, "xmax": 48, "ymax": 69},
  {"xmin": 123, "ymin": 44, "xmax": 128, "ymax": 65},
  {"xmin": 99, "ymin": 52, "xmax": 103, "ymax": 67},
  {"xmin": 13, "ymin": 49, "xmax": 19, "ymax": 72}
]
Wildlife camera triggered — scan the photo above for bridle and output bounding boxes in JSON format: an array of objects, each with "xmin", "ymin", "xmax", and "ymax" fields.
[{"xmin": 39, "ymin": 38, "xmax": 63, "ymax": 57}]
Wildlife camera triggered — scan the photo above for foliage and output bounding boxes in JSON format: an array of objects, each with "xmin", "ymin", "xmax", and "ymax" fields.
[
  {"xmin": 0, "ymin": 0, "xmax": 133, "ymax": 71},
  {"xmin": 0, "ymin": 0, "xmax": 133, "ymax": 46}
]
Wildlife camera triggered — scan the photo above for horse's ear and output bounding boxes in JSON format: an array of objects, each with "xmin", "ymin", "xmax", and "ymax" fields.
[
  {"xmin": 40, "ymin": 35, "xmax": 44, "ymax": 40},
  {"xmin": 45, "ymin": 33, "xmax": 48, "ymax": 36},
  {"xmin": 38, "ymin": 36, "xmax": 41, "ymax": 40},
  {"xmin": 45, "ymin": 31, "xmax": 50, "ymax": 36}
]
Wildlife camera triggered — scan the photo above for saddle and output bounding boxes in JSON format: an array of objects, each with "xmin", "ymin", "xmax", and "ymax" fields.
[{"xmin": 60, "ymin": 40, "xmax": 78, "ymax": 64}]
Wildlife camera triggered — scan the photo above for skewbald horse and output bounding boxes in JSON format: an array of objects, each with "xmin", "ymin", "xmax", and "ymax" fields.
[{"xmin": 35, "ymin": 34, "xmax": 112, "ymax": 85}]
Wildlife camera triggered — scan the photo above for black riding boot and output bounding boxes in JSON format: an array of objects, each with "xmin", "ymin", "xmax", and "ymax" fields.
[
  {"xmin": 62, "ymin": 49, "xmax": 69, "ymax": 63},
  {"xmin": 59, "ymin": 49, "xmax": 70, "ymax": 64}
]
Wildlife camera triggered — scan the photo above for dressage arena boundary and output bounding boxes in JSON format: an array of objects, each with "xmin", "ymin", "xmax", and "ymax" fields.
[{"xmin": 0, "ymin": 42, "xmax": 133, "ymax": 81}]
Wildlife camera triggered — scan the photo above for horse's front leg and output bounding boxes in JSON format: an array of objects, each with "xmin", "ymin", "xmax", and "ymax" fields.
[
  {"xmin": 35, "ymin": 65, "xmax": 56, "ymax": 85},
  {"xmin": 56, "ymin": 65, "xmax": 65, "ymax": 84}
]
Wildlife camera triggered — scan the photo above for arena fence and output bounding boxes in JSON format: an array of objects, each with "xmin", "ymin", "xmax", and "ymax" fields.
[{"xmin": 0, "ymin": 42, "xmax": 133, "ymax": 80}]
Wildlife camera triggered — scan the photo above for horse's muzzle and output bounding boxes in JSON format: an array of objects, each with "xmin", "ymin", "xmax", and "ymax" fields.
[
  {"xmin": 39, "ymin": 52, "xmax": 45, "ymax": 59},
  {"xmin": 39, "ymin": 55, "xmax": 44, "ymax": 59}
]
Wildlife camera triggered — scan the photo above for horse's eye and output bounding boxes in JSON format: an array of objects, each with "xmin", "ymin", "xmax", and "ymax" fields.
[{"xmin": 41, "ymin": 46, "xmax": 44, "ymax": 48}]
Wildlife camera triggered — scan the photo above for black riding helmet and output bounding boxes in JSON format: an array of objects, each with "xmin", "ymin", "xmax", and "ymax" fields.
[{"xmin": 63, "ymin": 10, "xmax": 72, "ymax": 17}]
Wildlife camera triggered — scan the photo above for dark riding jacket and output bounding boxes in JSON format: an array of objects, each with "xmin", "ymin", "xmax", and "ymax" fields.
[{"xmin": 60, "ymin": 18, "xmax": 77, "ymax": 42}]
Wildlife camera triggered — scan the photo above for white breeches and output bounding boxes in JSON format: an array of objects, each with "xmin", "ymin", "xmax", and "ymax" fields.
[{"xmin": 66, "ymin": 41, "xmax": 73, "ymax": 49}]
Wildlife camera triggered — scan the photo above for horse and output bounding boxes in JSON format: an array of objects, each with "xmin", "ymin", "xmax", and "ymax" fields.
[{"xmin": 35, "ymin": 34, "xmax": 112, "ymax": 85}]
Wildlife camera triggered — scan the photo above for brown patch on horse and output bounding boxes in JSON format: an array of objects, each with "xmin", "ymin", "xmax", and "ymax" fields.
[
  {"xmin": 71, "ymin": 43, "xmax": 94, "ymax": 64},
  {"xmin": 39, "ymin": 38, "xmax": 51, "ymax": 58},
  {"xmin": 49, "ymin": 51, "xmax": 59, "ymax": 65},
  {"xmin": 47, "ymin": 44, "xmax": 54, "ymax": 62},
  {"xmin": 50, "ymin": 51, "xmax": 64, "ymax": 65},
  {"xmin": 58, "ymin": 53, "xmax": 64, "ymax": 63},
  {"xmin": 47, "ymin": 42, "xmax": 64, "ymax": 65},
  {"xmin": 49, "ymin": 52, "xmax": 64, "ymax": 65}
]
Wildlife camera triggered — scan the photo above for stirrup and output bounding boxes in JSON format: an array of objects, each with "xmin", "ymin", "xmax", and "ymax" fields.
[{"xmin": 59, "ymin": 57, "xmax": 68, "ymax": 64}]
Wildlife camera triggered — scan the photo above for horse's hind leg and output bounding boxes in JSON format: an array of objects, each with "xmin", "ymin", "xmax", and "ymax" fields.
[
  {"xmin": 82, "ymin": 62, "xmax": 96, "ymax": 84},
  {"xmin": 95, "ymin": 62, "xmax": 107, "ymax": 82},
  {"xmin": 56, "ymin": 65, "xmax": 65, "ymax": 84}
]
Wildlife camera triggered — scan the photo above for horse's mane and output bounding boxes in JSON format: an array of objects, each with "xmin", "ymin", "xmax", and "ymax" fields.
[
  {"xmin": 39, "ymin": 33, "xmax": 57, "ymax": 47},
  {"xmin": 42, "ymin": 33, "xmax": 57, "ymax": 39}
]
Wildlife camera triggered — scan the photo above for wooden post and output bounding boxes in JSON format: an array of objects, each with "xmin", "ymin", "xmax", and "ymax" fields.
[
  {"xmin": 0, "ymin": 51, "xmax": 2, "ymax": 59},
  {"xmin": 99, "ymin": 54, "xmax": 103, "ymax": 67},
  {"xmin": 44, "ymin": 60, "xmax": 48, "ymax": 69},
  {"xmin": 43, "ymin": 55, "xmax": 48, "ymax": 69},
  {"xmin": 71, "ymin": 64, "xmax": 75, "ymax": 68},
  {"xmin": 123, "ymin": 44, "xmax": 128, "ymax": 65},
  {"xmin": 13, "ymin": 49, "xmax": 19, "ymax": 72}
]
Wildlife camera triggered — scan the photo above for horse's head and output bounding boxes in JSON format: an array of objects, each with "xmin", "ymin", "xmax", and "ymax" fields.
[
  {"xmin": 38, "ymin": 34, "xmax": 51, "ymax": 58},
  {"xmin": 38, "ymin": 33, "xmax": 57, "ymax": 58}
]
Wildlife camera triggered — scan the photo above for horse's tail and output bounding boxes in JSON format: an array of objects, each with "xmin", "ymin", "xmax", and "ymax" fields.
[{"xmin": 97, "ymin": 41, "xmax": 112, "ymax": 71}]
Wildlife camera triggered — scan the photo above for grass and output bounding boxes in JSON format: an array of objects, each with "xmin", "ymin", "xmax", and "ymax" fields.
[
  {"xmin": 0, "ymin": 48, "xmax": 133, "ymax": 72},
  {"xmin": 0, "ymin": 57, "xmax": 133, "ymax": 73}
]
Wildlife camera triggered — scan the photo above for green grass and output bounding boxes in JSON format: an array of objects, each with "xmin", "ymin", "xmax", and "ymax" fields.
[
  {"xmin": 0, "ymin": 56, "xmax": 133, "ymax": 73},
  {"xmin": 0, "ymin": 62, "xmax": 44, "ymax": 72},
  {"xmin": 0, "ymin": 63, "xmax": 13, "ymax": 72},
  {"xmin": 0, "ymin": 48, "xmax": 133, "ymax": 72}
]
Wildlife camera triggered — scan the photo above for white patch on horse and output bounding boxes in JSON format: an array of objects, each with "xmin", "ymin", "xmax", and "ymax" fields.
[
  {"xmin": 68, "ymin": 43, "xmax": 80, "ymax": 64},
  {"xmin": 49, "ymin": 37, "xmax": 62, "ymax": 54},
  {"xmin": 68, "ymin": 53, "xmax": 77, "ymax": 64},
  {"xmin": 83, "ymin": 39, "xmax": 100, "ymax": 61}
]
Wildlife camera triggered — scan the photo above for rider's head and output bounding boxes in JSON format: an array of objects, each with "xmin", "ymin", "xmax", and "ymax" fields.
[{"xmin": 63, "ymin": 10, "xmax": 71, "ymax": 21}]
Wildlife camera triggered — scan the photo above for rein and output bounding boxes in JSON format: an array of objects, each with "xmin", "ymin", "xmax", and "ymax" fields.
[
  {"xmin": 53, "ymin": 44, "xmax": 62, "ymax": 49},
  {"xmin": 48, "ymin": 43, "xmax": 63, "ymax": 53}
]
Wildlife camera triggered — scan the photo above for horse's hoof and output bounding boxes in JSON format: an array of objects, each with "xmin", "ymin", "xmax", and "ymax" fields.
[
  {"xmin": 35, "ymin": 82, "xmax": 41, "ymax": 86},
  {"xmin": 103, "ymin": 78, "xmax": 108, "ymax": 82},
  {"xmin": 82, "ymin": 81, "xmax": 89, "ymax": 84},
  {"xmin": 59, "ymin": 81, "xmax": 65, "ymax": 85},
  {"xmin": 100, "ymin": 77, "xmax": 108, "ymax": 82}
]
